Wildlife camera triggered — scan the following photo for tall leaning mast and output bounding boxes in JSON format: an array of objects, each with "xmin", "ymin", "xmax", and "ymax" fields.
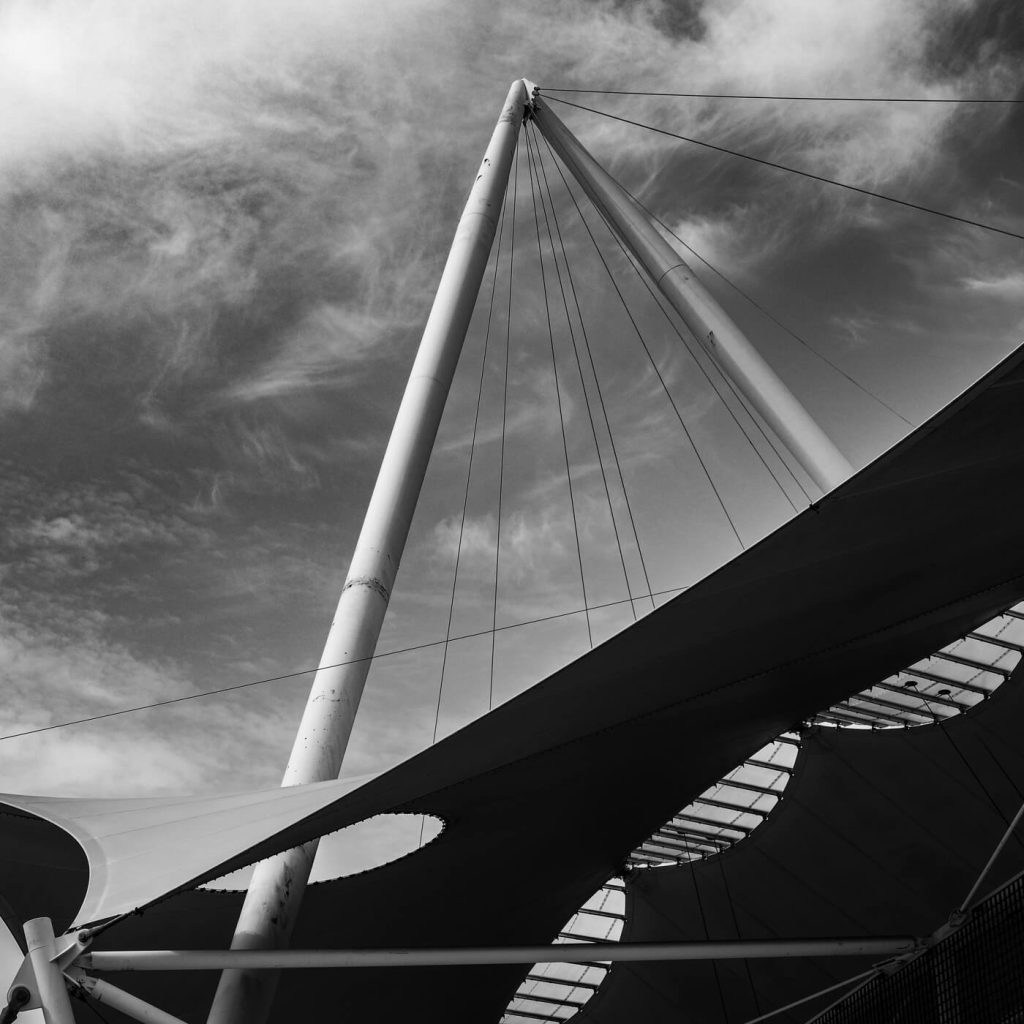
[
  {"xmin": 207, "ymin": 80, "xmax": 529, "ymax": 1024},
  {"xmin": 207, "ymin": 78, "xmax": 850, "ymax": 1024}
]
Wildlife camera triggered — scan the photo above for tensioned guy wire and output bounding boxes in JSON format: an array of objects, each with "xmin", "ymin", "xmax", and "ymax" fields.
[
  {"xmin": 598, "ymin": 222, "xmax": 814, "ymax": 505},
  {"xmin": 526, "ymin": 124, "xmax": 638, "ymax": 620},
  {"xmin": 534, "ymin": 123, "xmax": 905, "ymax": 500},
  {"xmin": 0, "ymin": 585, "xmax": 697, "ymax": 744},
  {"xmin": 718, "ymin": 855, "xmax": 763, "ymax": 1014},
  {"xmin": 539, "ymin": 89, "xmax": 1024, "ymax": 103},
  {"xmin": 618, "ymin": 185, "xmax": 916, "ymax": 428},
  {"xmin": 689, "ymin": 860, "xmax": 731, "ymax": 1022},
  {"xmin": 525, "ymin": 129, "xmax": 594, "ymax": 648},
  {"xmin": 530, "ymin": 127, "xmax": 657, "ymax": 612},
  {"xmin": 430, "ymin": 139, "xmax": 515, "ymax": 750},
  {"xmin": 489, "ymin": 132, "xmax": 520, "ymax": 710},
  {"xmin": 531, "ymin": 131, "xmax": 747, "ymax": 545},
  {"xmin": 544, "ymin": 96, "xmax": 1024, "ymax": 242},
  {"xmin": 579, "ymin": 181, "xmax": 812, "ymax": 509}
]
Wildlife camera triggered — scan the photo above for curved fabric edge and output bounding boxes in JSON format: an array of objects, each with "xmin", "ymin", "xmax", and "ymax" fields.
[{"xmin": 0, "ymin": 772, "xmax": 378, "ymax": 930}]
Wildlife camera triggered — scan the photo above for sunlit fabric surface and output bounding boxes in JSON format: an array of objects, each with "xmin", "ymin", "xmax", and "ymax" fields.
[
  {"xmin": 0, "ymin": 776, "xmax": 377, "ymax": 933},
  {"xmin": 4, "ymin": 345, "xmax": 1024, "ymax": 1021}
]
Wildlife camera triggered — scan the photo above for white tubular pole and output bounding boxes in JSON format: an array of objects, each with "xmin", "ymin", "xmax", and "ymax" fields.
[
  {"xmin": 23, "ymin": 919, "xmax": 75, "ymax": 1024},
  {"xmin": 206, "ymin": 79, "xmax": 527, "ymax": 1024},
  {"xmin": 528, "ymin": 88, "xmax": 853, "ymax": 494},
  {"xmin": 84, "ymin": 936, "xmax": 917, "ymax": 972},
  {"xmin": 77, "ymin": 976, "xmax": 190, "ymax": 1024}
]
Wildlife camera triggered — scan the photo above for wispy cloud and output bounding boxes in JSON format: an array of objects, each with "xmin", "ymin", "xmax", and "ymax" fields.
[
  {"xmin": 961, "ymin": 270, "xmax": 1024, "ymax": 300},
  {"xmin": 3, "ymin": 0, "xmax": 1017, "ymax": 428}
]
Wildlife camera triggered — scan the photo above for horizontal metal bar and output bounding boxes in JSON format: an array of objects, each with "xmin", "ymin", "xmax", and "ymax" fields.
[
  {"xmin": 870, "ymin": 681, "xmax": 967, "ymax": 712},
  {"xmin": 572, "ymin": 907, "xmax": 625, "ymax": 922},
  {"xmin": 643, "ymin": 828, "xmax": 704, "ymax": 849},
  {"xmin": 967, "ymin": 632, "xmax": 1024, "ymax": 654},
  {"xmin": 672, "ymin": 812, "xmax": 752, "ymax": 834},
  {"xmin": 503, "ymin": 1008, "xmax": 572, "ymax": 1022},
  {"xmin": 659, "ymin": 826, "xmax": 732, "ymax": 846},
  {"xmin": 628, "ymin": 850, "xmax": 675, "ymax": 865},
  {"xmin": 838, "ymin": 699, "xmax": 925, "ymax": 725},
  {"xmin": 636, "ymin": 849, "xmax": 687, "ymax": 865},
  {"xmin": 511, "ymin": 990, "xmax": 588, "ymax": 1009},
  {"xmin": 525, "ymin": 973, "xmax": 604, "ymax": 991},
  {"xmin": 635, "ymin": 847, "xmax": 689, "ymax": 864},
  {"xmin": 815, "ymin": 709, "xmax": 880, "ymax": 728},
  {"xmin": 80, "ymin": 938, "xmax": 919, "ymax": 972},
  {"xmin": 932, "ymin": 650, "xmax": 1011, "ymax": 676},
  {"xmin": 639, "ymin": 838, "xmax": 695, "ymax": 858},
  {"xmin": 841, "ymin": 699, "xmax": 937, "ymax": 726},
  {"xmin": 900, "ymin": 667, "xmax": 992, "ymax": 696},
  {"xmin": 849, "ymin": 689, "xmax": 950, "ymax": 717},
  {"xmin": 653, "ymin": 823, "xmax": 731, "ymax": 846},
  {"xmin": 714, "ymin": 777, "xmax": 784, "ymax": 798},
  {"xmin": 558, "ymin": 931, "xmax": 614, "ymax": 944},
  {"xmin": 693, "ymin": 795, "xmax": 771, "ymax": 818},
  {"xmin": 744, "ymin": 758, "xmax": 794, "ymax": 775}
]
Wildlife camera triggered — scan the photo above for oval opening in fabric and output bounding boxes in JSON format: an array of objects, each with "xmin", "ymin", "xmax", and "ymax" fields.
[{"xmin": 200, "ymin": 813, "xmax": 444, "ymax": 890}]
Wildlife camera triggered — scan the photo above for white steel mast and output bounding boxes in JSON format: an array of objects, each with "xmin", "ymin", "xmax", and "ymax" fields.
[
  {"xmin": 207, "ymin": 79, "xmax": 528, "ymax": 1024},
  {"xmin": 527, "ymin": 84, "xmax": 853, "ymax": 494}
]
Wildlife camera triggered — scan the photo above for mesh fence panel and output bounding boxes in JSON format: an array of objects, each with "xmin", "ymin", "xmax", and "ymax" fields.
[{"xmin": 816, "ymin": 872, "xmax": 1024, "ymax": 1024}]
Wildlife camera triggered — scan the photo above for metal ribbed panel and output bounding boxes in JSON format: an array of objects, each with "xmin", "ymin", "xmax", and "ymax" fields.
[{"xmin": 502, "ymin": 602, "xmax": 1023, "ymax": 1022}]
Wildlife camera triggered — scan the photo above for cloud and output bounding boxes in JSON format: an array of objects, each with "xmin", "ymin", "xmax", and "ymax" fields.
[
  {"xmin": 1, "ymin": 0, "xmax": 1016, "ymax": 428},
  {"xmin": 0, "ymin": 607, "xmax": 275, "ymax": 796},
  {"xmin": 0, "ymin": 468, "xmax": 350, "ymax": 798},
  {"xmin": 960, "ymin": 270, "xmax": 1024, "ymax": 300},
  {"xmin": 432, "ymin": 514, "xmax": 496, "ymax": 564}
]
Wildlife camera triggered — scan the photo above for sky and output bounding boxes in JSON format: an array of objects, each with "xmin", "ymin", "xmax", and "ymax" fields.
[{"xmin": 0, "ymin": 0, "xmax": 1022, "ymax": 896}]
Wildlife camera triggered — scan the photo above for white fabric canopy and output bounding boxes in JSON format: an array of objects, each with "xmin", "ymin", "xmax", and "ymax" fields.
[{"xmin": 0, "ymin": 775, "xmax": 376, "ymax": 930}]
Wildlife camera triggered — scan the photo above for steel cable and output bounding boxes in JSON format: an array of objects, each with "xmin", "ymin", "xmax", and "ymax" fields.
[
  {"xmin": 539, "ymin": 89, "xmax": 1024, "ymax": 103},
  {"xmin": 544, "ymin": 96, "xmax": 1024, "ymax": 242},
  {"xmin": 431, "ymin": 142, "xmax": 515, "ymax": 746},
  {"xmin": 531, "ymin": 128, "xmax": 657, "ymax": 610},
  {"xmin": 618, "ymin": 185, "xmax": 916, "ymax": 428},
  {"xmin": 489, "ymin": 131, "xmax": 521, "ymax": 709},
  {"xmin": 526, "ymin": 124, "xmax": 638, "ymax": 620},
  {"xmin": 0, "ymin": 584, "xmax": 697, "ymax": 745},
  {"xmin": 531, "ymin": 132, "xmax": 749, "ymax": 545},
  {"xmin": 525, "ymin": 128, "xmax": 594, "ymax": 648}
]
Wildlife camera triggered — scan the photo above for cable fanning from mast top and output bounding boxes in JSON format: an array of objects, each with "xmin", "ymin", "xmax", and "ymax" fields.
[
  {"xmin": 537, "ymin": 89, "xmax": 1024, "ymax": 103},
  {"xmin": 541, "ymin": 95, "xmax": 1024, "ymax": 242}
]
